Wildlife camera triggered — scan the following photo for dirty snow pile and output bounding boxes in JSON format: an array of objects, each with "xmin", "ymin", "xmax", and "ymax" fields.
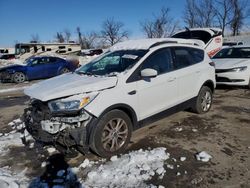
[
  {"xmin": 0, "ymin": 119, "xmax": 29, "ymax": 187},
  {"xmin": 0, "ymin": 167, "xmax": 28, "ymax": 188},
  {"xmin": 196, "ymin": 151, "xmax": 212, "ymax": 162},
  {"xmin": 81, "ymin": 147, "xmax": 169, "ymax": 188},
  {"xmin": 0, "ymin": 119, "xmax": 25, "ymax": 155}
]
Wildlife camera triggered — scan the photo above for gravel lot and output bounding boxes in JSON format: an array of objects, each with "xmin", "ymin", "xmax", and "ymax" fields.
[{"xmin": 0, "ymin": 83, "xmax": 249, "ymax": 187}]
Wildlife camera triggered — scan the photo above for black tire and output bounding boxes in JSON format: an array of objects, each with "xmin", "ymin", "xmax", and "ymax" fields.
[
  {"xmin": 90, "ymin": 110, "xmax": 132, "ymax": 158},
  {"xmin": 192, "ymin": 86, "xmax": 213, "ymax": 114},
  {"xmin": 12, "ymin": 72, "xmax": 26, "ymax": 83},
  {"xmin": 248, "ymin": 78, "xmax": 250, "ymax": 89},
  {"xmin": 60, "ymin": 68, "xmax": 69, "ymax": 74}
]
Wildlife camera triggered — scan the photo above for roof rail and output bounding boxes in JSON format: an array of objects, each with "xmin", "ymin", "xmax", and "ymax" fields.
[
  {"xmin": 149, "ymin": 38, "xmax": 201, "ymax": 49},
  {"xmin": 149, "ymin": 41, "xmax": 178, "ymax": 48}
]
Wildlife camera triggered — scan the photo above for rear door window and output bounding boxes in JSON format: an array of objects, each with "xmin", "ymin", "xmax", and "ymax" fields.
[{"xmin": 173, "ymin": 47, "xmax": 204, "ymax": 69}]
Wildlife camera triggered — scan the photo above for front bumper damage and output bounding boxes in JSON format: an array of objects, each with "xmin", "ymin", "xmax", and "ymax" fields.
[
  {"xmin": 23, "ymin": 100, "xmax": 93, "ymax": 154},
  {"xmin": 0, "ymin": 71, "xmax": 12, "ymax": 82}
]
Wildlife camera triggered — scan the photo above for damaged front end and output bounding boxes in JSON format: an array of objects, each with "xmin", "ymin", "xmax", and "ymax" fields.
[{"xmin": 23, "ymin": 98, "xmax": 94, "ymax": 154}]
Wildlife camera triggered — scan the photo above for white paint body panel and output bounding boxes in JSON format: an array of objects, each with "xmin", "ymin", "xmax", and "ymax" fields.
[
  {"xmin": 214, "ymin": 58, "xmax": 250, "ymax": 86},
  {"xmin": 24, "ymin": 73, "xmax": 117, "ymax": 101}
]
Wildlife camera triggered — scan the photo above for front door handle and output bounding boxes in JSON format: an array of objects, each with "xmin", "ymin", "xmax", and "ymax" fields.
[{"xmin": 128, "ymin": 90, "xmax": 137, "ymax": 95}]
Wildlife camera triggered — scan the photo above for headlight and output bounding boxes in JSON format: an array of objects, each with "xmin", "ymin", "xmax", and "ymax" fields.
[
  {"xmin": 7, "ymin": 69, "xmax": 15, "ymax": 74},
  {"xmin": 230, "ymin": 66, "xmax": 247, "ymax": 72},
  {"xmin": 48, "ymin": 92, "xmax": 99, "ymax": 112}
]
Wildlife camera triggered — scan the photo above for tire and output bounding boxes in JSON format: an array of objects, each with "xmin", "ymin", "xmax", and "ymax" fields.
[
  {"xmin": 192, "ymin": 86, "xmax": 213, "ymax": 114},
  {"xmin": 248, "ymin": 78, "xmax": 250, "ymax": 89},
  {"xmin": 60, "ymin": 68, "xmax": 69, "ymax": 74},
  {"xmin": 12, "ymin": 72, "xmax": 26, "ymax": 83},
  {"xmin": 90, "ymin": 110, "xmax": 132, "ymax": 158}
]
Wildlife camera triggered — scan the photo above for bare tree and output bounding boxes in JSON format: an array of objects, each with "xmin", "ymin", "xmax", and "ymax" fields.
[
  {"xmin": 82, "ymin": 32, "xmax": 98, "ymax": 49},
  {"xmin": 230, "ymin": 0, "xmax": 249, "ymax": 36},
  {"xmin": 76, "ymin": 27, "xmax": 84, "ymax": 48},
  {"xmin": 214, "ymin": 0, "xmax": 233, "ymax": 36},
  {"xmin": 30, "ymin": 34, "xmax": 40, "ymax": 43},
  {"xmin": 64, "ymin": 29, "xmax": 71, "ymax": 43},
  {"xmin": 183, "ymin": 0, "xmax": 198, "ymax": 28},
  {"xmin": 101, "ymin": 18, "xmax": 129, "ymax": 46},
  {"xmin": 141, "ymin": 7, "xmax": 179, "ymax": 38},
  {"xmin": 183, "ymin": 0, "xmax": 216, "ymax": 28},
  {"xmin": 55, "ymin": 32, "xmax": 65, "ymax": 43}
]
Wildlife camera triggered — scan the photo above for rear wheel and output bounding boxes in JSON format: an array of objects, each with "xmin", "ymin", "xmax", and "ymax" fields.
[
  {"xmin": 13, "ymin": 72, "xmax": 26, "ymax": 83},
  {"xmin": 90, "ymin": 110, "xmax": 132, "ymax": 158},
  {"xmin": 192, "ymin": 86, "xmax": 213, "ymax": 114}
]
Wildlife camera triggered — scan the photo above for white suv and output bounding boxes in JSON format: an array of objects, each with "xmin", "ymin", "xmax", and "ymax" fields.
[{"xmin": 23, "ymin": 38, "xmax": 216, "ymax": 157}]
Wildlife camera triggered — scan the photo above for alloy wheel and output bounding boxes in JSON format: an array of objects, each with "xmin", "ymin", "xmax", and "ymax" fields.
[
  {"xmin": 201, "ymin": 91, "xmax": 212, "ymax": 112},
  {"xmin": 13, "ymin": 72, "xmax": 25, "ymax": 83},
  {"xmin": 101, "ymin": 118, "xmax": 129, "ymax": 152}
]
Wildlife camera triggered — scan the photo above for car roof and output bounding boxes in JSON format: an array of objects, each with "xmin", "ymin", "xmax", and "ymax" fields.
[
  {"xmin": 109, "ymin": 38, "xmax": 202, "ymax": 51},
  {"xmin": 32, "ymin": 56, "xmax": 63, "ymax": 59}
]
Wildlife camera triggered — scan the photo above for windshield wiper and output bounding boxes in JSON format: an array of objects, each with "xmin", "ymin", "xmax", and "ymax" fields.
[
  {"xmin": 77, "ymin": 71, "xmax": 96, "ymax": 76},
  {"xmin": 107, "ymin": 72, "xmax": 119, "ymax": 77}
]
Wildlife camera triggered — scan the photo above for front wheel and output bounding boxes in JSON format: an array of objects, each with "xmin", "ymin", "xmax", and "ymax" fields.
[
  {"xmin": 60, "ymin": 68, "xmax": 69, "ymax": 74},
  {"xmin": 192, "ymin": 86, "xmax": 213, "ymax": 114},
  {"xmin": 13, "ymin": 72, "xmax": 26, "ymax": 83},
  {"xmin": 248, "ymin": 77, "xmax": 250, "ymax": 89},
  {"xmin": 90, "ymin": 110, "xmax": 132, "ymax": 158}
]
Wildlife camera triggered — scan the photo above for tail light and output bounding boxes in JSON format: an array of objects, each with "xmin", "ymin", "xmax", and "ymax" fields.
[{"xmin": 209, "ymin": 62, "xmax": 215, "ymax": 67}]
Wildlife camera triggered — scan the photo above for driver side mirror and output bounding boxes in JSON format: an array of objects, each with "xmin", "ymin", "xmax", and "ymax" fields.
[{"xmin": 140, "ymin": 68, "xmax": 158, "ymax": 78}]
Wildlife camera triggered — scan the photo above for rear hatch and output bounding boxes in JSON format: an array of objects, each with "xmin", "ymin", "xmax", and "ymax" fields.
[{"xmin": 172, "ymin": 28, "xmax": 223, "ymax": 57}]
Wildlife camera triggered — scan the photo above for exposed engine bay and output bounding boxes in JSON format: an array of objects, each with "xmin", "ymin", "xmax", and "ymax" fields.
[{"xmin": 23, "ymin": 100, "xmax": 93, "ymax": 154}]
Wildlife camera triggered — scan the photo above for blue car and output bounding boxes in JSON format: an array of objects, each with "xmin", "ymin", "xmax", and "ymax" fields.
[{"xmin": 0, "ymin": 56, "xmax": 79, "ymax": 83}]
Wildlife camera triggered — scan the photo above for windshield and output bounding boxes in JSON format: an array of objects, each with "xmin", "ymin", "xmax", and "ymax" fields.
[
  {"xmin": 76, "ymin": 50, "xmax": 148, "ymax": 76},
  {"xmin": 23, "ymin": 57, "xmax": 35, "ymax": 64},
  {"xmin": 212, "ymin": 47, "xmax": 250, "ymax": 59}
]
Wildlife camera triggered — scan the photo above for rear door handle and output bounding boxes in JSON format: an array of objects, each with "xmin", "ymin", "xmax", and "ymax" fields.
[{"xmin": 167, "ymin": 77, "xmax": 176, "ymax": 82}]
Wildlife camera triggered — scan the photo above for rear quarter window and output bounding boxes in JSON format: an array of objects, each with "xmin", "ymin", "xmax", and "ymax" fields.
[
  {"xmin": 189, "ymin": 48, "xmax": 204, "ymax": 63},
  {"xmin": 173, "ymin": 47, "xmax": 204, "ymax": 69}
]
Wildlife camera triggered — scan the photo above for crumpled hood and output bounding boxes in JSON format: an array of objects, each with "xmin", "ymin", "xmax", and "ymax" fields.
[
  {"xmin": 213, "ymin": 59, "xmax": 250, "ymax": 69},
  {"xmin": 24, "ymin": 73, "xmax": 118, "ymax": 101}
]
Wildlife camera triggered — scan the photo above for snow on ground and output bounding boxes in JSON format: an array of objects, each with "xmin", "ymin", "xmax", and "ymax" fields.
[
  {"xmin": 0, "ymin": 86, "xmax": 28, "ymax": 94},
  {"xmin": 0, "ymin": 130, "xmax": 23, "ymax": 155},
  {"xmin": 0, "ymin": 167, "xmax": 28, "ymax": 188},
  {"xmin": 0, "ymin": 119, "xmax": 203, "ymax": 187},
  {"xmin": 196, "ymin": 151, "xmax": 212, "ymax": 162},
  {"xmin": 81, "ymin": 147, "xmax": 169, "ymax": 188}
]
